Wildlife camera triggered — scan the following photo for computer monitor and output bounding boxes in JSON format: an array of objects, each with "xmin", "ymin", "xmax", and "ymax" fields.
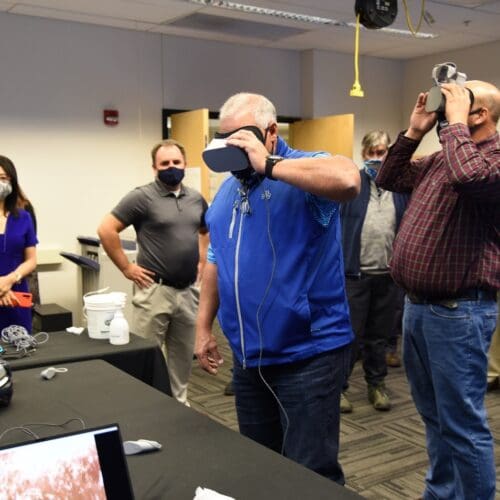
[{"xmin": 0, "ymin": 423, "xmax": 134, "ymax": 500}]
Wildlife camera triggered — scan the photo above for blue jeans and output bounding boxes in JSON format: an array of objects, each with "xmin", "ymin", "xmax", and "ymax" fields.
[
  {"xmin": 403, "ymin": 295, "xmax": 498, "ymax": 500},
  {"xmin": 233, "ymin": 346, "xmax": 350, "ymax": 485}
]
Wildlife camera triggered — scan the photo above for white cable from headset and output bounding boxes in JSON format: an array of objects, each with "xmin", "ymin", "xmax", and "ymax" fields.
[{"xmin": 255, "ymin": 187, "xmax": 290, "ymax": 456}]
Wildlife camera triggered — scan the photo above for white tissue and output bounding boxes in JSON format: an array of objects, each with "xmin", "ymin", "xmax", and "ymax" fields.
[
  {"xmin": 194, "ymin": 487, "xmax": 235, "ymax": 500},
  {"xmin": 66, "ymin": 326, "xmax": 84, "ymax": 335}
]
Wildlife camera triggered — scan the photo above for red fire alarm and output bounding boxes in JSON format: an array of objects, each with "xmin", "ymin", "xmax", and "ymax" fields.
[{"xmin": 103, "ymin": 109, "xmax": 119, "ymax": 126}]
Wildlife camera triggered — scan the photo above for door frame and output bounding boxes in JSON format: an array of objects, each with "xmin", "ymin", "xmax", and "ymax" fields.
[{"xmin": 162, "ymin": 109, "xmax": 300, "ymax": 139}]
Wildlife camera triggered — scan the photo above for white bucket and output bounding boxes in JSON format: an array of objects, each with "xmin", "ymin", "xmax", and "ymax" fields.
[{"xmin": 83, "ymin": 292, "xmax": 126, "ymax": 340}]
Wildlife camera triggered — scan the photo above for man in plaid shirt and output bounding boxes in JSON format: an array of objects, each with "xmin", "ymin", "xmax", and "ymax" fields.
[{"xmin": 377, "ymin": 80, "xmax": 499, "ymax": 500}]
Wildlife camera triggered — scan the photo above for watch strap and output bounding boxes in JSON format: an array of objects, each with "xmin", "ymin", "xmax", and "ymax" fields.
[{"xmin": 265, "ymin": 156, "xmax": 283, "ymax": 180}]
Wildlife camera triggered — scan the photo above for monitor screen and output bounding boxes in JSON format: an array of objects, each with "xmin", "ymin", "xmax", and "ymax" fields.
[{"xmin": 0, "ymin": 423, "xmax": 134, "ymax": 500}]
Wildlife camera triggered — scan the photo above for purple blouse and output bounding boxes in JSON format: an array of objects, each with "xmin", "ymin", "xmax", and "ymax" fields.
[{"xmin": 0, "ymin": 209, "xmax": 38, "ymax": 332}]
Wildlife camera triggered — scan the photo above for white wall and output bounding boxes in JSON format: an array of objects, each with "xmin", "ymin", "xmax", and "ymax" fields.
[
  {"xmin": 402, "ymin": 40, "xmax": 500, "ymax": 155},
  {"xmin": 301, "ymin": 50, "xmax": 405, "ymax": 165},
  {"xmin": 0, "ymin": 13, "xmax": 304, "ymax": 319},
  {"xmin": 161, "ymin": 36, "xmax": 302, "ymax": 116},
  {"xmin": 0, "ymin": 13, "xmax": 163, "ymax": 318}
]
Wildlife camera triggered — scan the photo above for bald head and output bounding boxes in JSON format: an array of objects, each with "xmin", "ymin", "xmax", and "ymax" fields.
[{"xmin": 466, "ymin": 80, "xmax": 500, "ymax": 124}]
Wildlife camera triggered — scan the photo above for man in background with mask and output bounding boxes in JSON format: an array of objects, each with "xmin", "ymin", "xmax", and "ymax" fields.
[
  {"xmin": 377, "ymin": 81, "xmax": 499, "ymax": 499},
  {"xmin": 195, "ymin": 92, "xmax": 360, "ymax": 484},
  {"xmin": 340, "ymin": 131, "xmax": 408, "ymax": 413},
  {"xmin": 98, "ymin": 139, "xmax": 209, "ymax": 405}
]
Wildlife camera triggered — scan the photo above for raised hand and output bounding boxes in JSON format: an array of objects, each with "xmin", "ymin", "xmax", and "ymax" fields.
[{"xmin": 406, "ymin": 92, "xmax": 438, "ymax": 141}]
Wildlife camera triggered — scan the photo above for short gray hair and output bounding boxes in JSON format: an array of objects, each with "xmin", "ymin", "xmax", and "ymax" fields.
[
  {"xmin": 361, "ymin": 130, "xmax": 391, "ymax": 155},
  {"xmin": 219, "ymin": 93, "xmax": 277, "ymax": 129}
]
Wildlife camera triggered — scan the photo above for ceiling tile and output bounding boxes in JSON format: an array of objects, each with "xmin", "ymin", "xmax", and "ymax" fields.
[
  {"xmin": 473, "ymin": 0, "xmax": 500, "ymax": 11},
  {"xmin": 419, "ymin": 1, "xmax": 500, "ymax": 35},
  {"xmin": 0, "ymin": 1, "xmax": 15, "ymax": 11},
  {"xmin": 11, "ymin": 0, "xmax": 201, "ymax": 23},
  {"xmin": 10, "ymin": 4, "xmax": 157, "ymax": 31}
]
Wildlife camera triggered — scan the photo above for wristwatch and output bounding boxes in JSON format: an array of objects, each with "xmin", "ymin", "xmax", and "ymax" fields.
[{"xmin": 264, "ymin": 155, "xmax": 284, "ymax": 180}]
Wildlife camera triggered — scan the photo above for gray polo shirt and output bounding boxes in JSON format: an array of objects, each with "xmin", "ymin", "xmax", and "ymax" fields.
[{"xmin": 112, "ymin": 179, "xmax": 208, "ymax": 284}]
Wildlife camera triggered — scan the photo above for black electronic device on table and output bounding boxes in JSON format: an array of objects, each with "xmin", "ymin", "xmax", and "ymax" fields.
[{"xmin": 32, "ymin": 303, "xmax": 73, "ymax": 332}]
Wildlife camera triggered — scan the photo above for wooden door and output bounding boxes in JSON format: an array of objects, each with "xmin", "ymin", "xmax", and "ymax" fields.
[
  {"xmin": 289, "ymin": 114, "xmax": 354, "ymax": 158},
  {"xmin": 170, "ymin": 109, "xmax": 210, "ymax": 200}
]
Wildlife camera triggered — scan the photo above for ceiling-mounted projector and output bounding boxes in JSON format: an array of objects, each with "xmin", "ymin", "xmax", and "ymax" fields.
[{"xmin": 355, "ymin": 0, "xmax": 398, "ymax": 29}]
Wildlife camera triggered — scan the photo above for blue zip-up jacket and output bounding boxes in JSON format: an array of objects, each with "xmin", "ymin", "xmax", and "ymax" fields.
[
  {"xmin": 340, "ymin": 169, "xmax": 409, "ymax": 277},
  {"xmin": 206, "ymin": 137, "xmax": 353, "ymax": 368}
]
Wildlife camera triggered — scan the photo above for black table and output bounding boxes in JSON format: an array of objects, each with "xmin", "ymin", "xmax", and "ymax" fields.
[
  {"xmin": 4, "ymin": 330, "xmax": 171, "ymax": 395},
  {"xmin": 1, "ymin": 360, "xmax": 362, "ymax": 500}
]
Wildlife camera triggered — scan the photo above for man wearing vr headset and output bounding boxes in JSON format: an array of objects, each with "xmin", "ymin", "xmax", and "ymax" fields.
[
  {"xmin": 195, "ymin": 92, "xmax": 360, "ymax": 484},
  {"xmin": 377, "ymin": 80, "xmax": 499, "ymax": 499}
]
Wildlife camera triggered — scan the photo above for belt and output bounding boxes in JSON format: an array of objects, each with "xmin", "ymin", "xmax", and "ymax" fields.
[
  {"xmin": 407, "ymin": 288, "xmax": 496, "ymax": 308},
  {"xmin": 152, "ymin": 275, "xmax": 194, "ymax": 290}
]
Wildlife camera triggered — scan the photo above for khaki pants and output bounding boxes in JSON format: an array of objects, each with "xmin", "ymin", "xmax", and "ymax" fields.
[
  {"xmin": 132, "ymin": 283, "xmax": 199, "ymax": 404},
  {"xmin": 487, "ymin": 293, "xmax": 500, "ymax": 383}
]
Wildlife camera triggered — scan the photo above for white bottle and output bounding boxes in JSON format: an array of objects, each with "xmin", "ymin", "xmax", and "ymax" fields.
[{"xmin": 109, "ymin": 309, "xmax": 130, "ymax": 345}]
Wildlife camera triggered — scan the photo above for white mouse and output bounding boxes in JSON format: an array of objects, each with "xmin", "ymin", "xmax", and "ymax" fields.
[
  {"xmin": 40, "ymin": 366, "xmax": 68, "ymax": 380},
  {"xmin": 41, "ymin": 367, "xmax": 57, "ymax": 380},
  {"xmin": 123, "ymin": 439, "xmax": 162, "ymax": 455}
]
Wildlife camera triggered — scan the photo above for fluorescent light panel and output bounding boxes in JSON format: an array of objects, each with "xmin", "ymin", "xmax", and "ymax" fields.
[{"xmin": 187, "ymin": 0, "xmax": 438, "ymax": 38}]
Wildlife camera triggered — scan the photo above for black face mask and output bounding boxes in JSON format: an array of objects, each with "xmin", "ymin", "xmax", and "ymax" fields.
[
  {"xmin": 214, "ymin": 126, "xmax": 268, "ymax": 183},
  {"xmin": 158, "ymin": 167, "xmax": 185, "ymax": 187}
]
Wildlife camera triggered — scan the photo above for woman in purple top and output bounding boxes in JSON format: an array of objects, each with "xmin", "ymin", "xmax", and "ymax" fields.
[{"xmin": 0, "ymin": 156, "xmax": 38, "ymax": 333}]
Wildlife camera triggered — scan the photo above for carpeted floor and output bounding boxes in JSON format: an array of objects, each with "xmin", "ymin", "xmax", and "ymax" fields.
[{"xmin": 188, "ymin": 324, "xmax": 500, "ymax": 499}]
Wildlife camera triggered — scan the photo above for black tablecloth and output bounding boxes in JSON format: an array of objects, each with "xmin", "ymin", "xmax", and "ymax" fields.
[
  {"xmin": 1, "ymin": 360, "xmax": 362, "ymax": 500},
  {"xmin": 4, "ymin": 330, "xmax": 171, "ymax": 395}
]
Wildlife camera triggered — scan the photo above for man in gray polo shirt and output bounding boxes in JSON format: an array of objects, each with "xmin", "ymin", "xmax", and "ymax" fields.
[{"xmin": 98, "ymin": 139, "xmax": 209, "ymax": 404}]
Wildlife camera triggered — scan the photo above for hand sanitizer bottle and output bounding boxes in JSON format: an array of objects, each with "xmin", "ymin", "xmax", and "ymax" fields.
[{"xmin": 109, "ymin": 309, "xmax": 129, "ymax": 345}]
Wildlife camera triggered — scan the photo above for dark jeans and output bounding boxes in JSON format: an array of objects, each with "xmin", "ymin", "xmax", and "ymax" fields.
[
  {"xmin": 345, "ymin": 274, "xmax": 398, "ymax": 387},
  {"xmin": 387, "ymin": 286, "xmax": 405, "ymax": 351},
  {"xmin": 233, "ymin": 346, "xmax": 350, "ymax": 485}
]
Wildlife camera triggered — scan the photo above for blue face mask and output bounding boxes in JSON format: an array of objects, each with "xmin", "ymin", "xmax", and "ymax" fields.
[
  {"xmin": 158, "ymin": 167, "xmax": 185, "ymax": 187},
  {"xmin": 364, "ymin": 159, "xmax": 382, "ymax": 180}
]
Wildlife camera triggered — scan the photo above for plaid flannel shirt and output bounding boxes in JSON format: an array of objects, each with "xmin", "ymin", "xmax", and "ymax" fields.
[{"xmin": 376, "ymin": 123, "xmax": 499, "ymax": 297}]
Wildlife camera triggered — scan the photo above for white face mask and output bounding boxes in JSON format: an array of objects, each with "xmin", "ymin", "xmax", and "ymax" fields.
[{"xmin": 0, "ymin": 180, "xmax": 12, "ymax": 201}]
